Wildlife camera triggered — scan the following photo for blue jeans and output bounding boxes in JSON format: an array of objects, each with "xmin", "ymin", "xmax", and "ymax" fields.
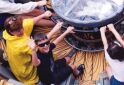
[{"xmin": 110, "ymin": 76, "xmax": 124, "ymax": 85}]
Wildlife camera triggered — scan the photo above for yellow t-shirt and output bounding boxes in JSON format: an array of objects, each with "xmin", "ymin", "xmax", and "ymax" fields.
[{"xmin": 3, "ymin": 19, "xmax": 39, "ymax": 85}]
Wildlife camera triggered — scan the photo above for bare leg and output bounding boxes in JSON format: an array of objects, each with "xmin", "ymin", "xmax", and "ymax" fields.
[{"xmin": 106, "ymin": 66, "xmax": 113, "ymax": 79}]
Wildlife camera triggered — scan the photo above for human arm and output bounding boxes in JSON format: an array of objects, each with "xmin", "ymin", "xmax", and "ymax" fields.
[
  {"xmin": 53, "ymin": 26, "xmax": 74, "ymax": 45},
  {"xmin": 32, "ymin": 50, "xmax": 41, "ymax": 67},
  {"xmin": 47, "ymin": 21, "xmax": 63, "ymax": 40},
  {"xmin": 107, "ymin": 24, "xmax": 124, "ymax": 47},
  {"xmin": 22, "ymin": 11, "xmax": 52, "ymax": 36},
  {"xmin": 33, "ymin": 11, "xmax": 52, "ymax": 24},
  {"xmin": 0, "ymin": 0, "xmax": 47, "ymax": 14},
  {"xmin": 28, "ymin": 39, "xmax": 41, "ymax": 67},
  {"xmin": 100, "ymin": 26, "xmax": 108, "ymax": 50}
]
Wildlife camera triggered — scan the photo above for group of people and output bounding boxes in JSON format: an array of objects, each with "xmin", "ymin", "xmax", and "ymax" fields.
[
  {"xmin": 0, "ymin": 0, "xmax": 84, "ymax": 85},
  {"xmin": 0, "ymin": 0, "xmax": 124, "ymax": 85},
  {"xmin": 0, "ymin": 0, "xmax": 55, "ymax": 29}
]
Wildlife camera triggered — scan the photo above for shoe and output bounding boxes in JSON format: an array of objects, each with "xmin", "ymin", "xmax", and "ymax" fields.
[
  {"xmin": 67, "ymin": 48, "xmax": 78, "ymax": 58},
  {"xmin": 74, "ymin": 64, "xmax": 85, "ymax": 77}
]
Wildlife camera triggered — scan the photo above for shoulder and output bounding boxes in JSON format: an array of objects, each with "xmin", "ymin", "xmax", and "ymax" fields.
[
  {"xmin": 23, "ymin": 18, "xmax": 34, "ymax": 25},
  {"xmin": 50, "ymin": 43, "xmax": 56, "ymax": 50}
]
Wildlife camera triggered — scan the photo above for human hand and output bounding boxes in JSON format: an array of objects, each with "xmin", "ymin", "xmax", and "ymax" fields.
[
  {"xmin": 100, "ymin": 26, "xmax": 107, "ymax": 33},
  {"xmin": 28, "ymin": 38, "xmax": 36, "ymax": 51},
  {"xmin": 107, "ymin": 24, "xmax": 115, "ymax": 31},
  {"xmin": 36, "ymin": 59, "xmax": 41, "ymax": 66},
  {"xmin": 36, "ymin": 0, "xmax": 47, "ymax": 7},
  {"xmin": 66, "ymin": 26, "xmax": 75, "ymax": 34},
  {"xmin": 55, "ymin": 21, "xmax": 63, "ymax": 29},
  {"xmin": 43, "ymin": 11, "xmax": 52, "ymax": 18}
]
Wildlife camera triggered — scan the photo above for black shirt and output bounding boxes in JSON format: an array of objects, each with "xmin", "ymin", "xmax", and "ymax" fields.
[{"xmin": 37, "ymin": 43, "xmax": 56, "ymax": 85}]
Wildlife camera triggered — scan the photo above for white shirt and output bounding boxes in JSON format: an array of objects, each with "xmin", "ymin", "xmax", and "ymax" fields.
[
  {"xmin": 0, "ymin": 0, "xmax": 37, "ymax": 14},
  {"xmin": 105, "ymin": 50, "xmax": 124, "ymax": 82}
]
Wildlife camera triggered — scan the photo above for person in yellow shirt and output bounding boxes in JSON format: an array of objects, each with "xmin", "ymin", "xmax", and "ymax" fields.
[{"xmin": 3, "ymin": 11, "xmax": 52, "ymax": 85}]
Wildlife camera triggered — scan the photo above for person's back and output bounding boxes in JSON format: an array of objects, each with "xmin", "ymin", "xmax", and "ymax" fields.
[
  {"xmin": 100, "ymin": 24, "xmax": 124, "ymax": 85},
  {"xmin": 105, "ymin": 41, "xmax": 124, "ymax": 82}
]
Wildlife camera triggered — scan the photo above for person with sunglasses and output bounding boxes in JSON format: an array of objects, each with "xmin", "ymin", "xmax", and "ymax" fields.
[
  {"xmin": 28, "ymin": 24, "xmax": 84, "ymax": 85},
  {"xmin": 100, "ymin": 24, "xmax": 124, "ymax": 85},
  {"xmin": 3, "ymin": 11, "xmax": 52, "ymax": 85}
]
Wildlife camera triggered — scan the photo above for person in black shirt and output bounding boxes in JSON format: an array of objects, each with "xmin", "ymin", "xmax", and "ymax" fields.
[{"xmin": 28, "ymin": 22, "xmax": 84, "ymax": 85}]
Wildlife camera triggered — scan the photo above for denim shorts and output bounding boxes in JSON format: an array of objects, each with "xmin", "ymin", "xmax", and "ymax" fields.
[{"xmin": 110, "ymin": 76, "xmax": 124, "ymax": 85}]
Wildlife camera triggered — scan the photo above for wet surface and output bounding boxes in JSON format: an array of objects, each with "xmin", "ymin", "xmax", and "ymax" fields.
[{"xmin": 52, "ymin": 0, "xmax": 124, "ymax": 26}]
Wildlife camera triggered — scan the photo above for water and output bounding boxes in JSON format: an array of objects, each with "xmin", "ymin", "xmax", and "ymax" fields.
[{"xmin": 52, "ymin": 0, "xmax": 124, "ymax": 24}]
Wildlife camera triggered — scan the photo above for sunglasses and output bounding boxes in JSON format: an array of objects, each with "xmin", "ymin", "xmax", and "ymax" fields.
[
  {"xmin": 12, "ymin": 17, "xmax": 17, "ymax": 21},
  {"xmin": 38, "ymin": 41, "xmax": 50, "ymax": 47},
  {"xmin": 8, "ymin": 16, "xmax": 17, "ymax": 24}
]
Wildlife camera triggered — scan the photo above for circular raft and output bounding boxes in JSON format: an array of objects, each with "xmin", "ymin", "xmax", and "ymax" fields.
[{"xmin": 50, "ymin": 0, "xmax": 124, "ymax": 52}]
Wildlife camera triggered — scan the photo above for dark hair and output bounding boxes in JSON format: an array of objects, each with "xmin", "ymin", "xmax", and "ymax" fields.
[
  {"xmin": 33, "ymin": 33, "xmax": 48, "ymax": 45},
  {"xmin": 4, "ymin": 16, "xmax": 22, "ymax": 35},
  {"xmin": 107, "ymin": 41, "xmax": 124, "ymax": 62}
]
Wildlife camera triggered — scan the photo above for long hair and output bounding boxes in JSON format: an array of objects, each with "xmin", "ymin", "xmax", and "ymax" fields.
[
  {"xmin": 4, "ymin": 16, "xmax": 23, "ymax": 35},
  {"xmin": 107, "ymin": 41, "xmax": 124, "ymax": 62}
]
